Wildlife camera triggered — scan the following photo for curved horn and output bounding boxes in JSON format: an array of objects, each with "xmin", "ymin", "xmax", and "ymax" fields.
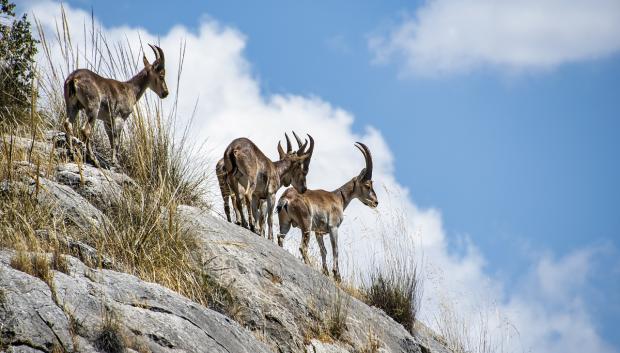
[
  {"xmin": 148, "ymin": 44, "xmax": 159, "ymax": 61},
  {"xmin": 306, "ymin": 134, "xmax": 314, "ymax": 157},
  {"xmin": 156, "ymin": 45, "xmax": 165, "ymax": 67},
  {"xmin": 302, "ymin": 134, "xmax": 315, "ymax": 168},
  {"xmin": 292, "ymin": 131, "xmax": 304, "ymax": 149},
  {"xmin": 298, "ymin": 138, "xmax": 308, "ymax": 155},
  {"xmin": 355, "ymin": 142, "xmax": 373, "ymax": 180},
  {"xmin": 149, "ymin": 44, "xmax": 165, "ymax": 68},
  {"xmin": 285, "ymin": 133, "xmax": 292, "ymax": 153}
]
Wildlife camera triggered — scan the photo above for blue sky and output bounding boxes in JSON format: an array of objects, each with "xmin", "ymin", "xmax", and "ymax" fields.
[{"xmin": 21, "ymin": 0, "xmax": 620, "ymax": 350}]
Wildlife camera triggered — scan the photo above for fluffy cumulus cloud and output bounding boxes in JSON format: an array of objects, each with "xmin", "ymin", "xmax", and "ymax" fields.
[
  {"xmin": 369, "ymin": 0, "xmax": 620, "ymax": 76},
  {"xmin": 25, "ymin": 1, "xmax": 616, "ymax": 352}
]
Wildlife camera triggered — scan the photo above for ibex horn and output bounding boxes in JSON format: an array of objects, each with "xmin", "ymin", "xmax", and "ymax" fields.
[
  {"xmin": 285, "ymin": 133, "xmax": 292, "ymax": 154},
  {"xmin": 305, "ymin": 134, "xmax": 314, "ymax": 157},
  {"xmin": 302, "ymin": 134, "xmax": 314, "ymax": 169},
  {"xmin": 355, "ymin": 142, "xmax": 373, "ymax": 180},
  {"xmin": 292, "ymin": 131, "xmax": 304, "ymax": 149},
  {"xmin": 149, "ymin": 44, "xmax": 165, "ymax": 67}
]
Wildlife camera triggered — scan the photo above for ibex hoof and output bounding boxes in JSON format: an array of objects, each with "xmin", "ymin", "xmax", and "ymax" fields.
[{"xmin": 333, "ymin": 273, "xmax": 342, "ymax": 283}]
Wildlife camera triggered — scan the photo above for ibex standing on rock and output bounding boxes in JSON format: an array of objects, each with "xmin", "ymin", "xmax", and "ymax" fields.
[
  {"xmin": 222, "ymin": 133, "xmax": 314, "ymax": 239},
  {"xmin": 216, "ymin": 157, "xmax": 241, "ymax": 223},
  {"xmin": 276, "ymin": 142, "xmax": 378, "ymax": 282},
  {"xmin": 63, "ymin": 44, "xmax": 169, "ymax": 165}
]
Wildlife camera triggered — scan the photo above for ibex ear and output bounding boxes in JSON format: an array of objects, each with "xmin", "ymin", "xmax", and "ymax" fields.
[
  {"xmin": 357, "ymin": 168, "xmax": 367, "ymax": 181},
  {"xmin": 143, "ymin": 55, "xmax": 152, "ymax": 70}
]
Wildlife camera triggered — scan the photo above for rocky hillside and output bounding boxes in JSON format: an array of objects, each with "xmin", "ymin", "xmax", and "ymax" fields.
[{"xmin": 0, "ymin": 135, "xmax": 450, "ymax": 353}]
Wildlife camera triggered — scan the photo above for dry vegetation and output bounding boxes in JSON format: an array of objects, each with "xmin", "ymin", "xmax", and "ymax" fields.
[
  {"xmin": 0, "ymin": 8, "xmax": 218, "ymax": 311},
  {"xmin": 432, "ymin": 300, "xmax": 518, "ymax": 353},
  {"xmin": 95, "ymin": 308, "xmax": 126, "ymax": 353},
  {"xmin": 363, "ymin": 262, "xmax": 421, "ymax": 334},
  {"xmin": 303, "ymin": 288, "xmax": 351, "ymax": 344},
  {"xmin": 356, "ymin": 209, "xmax": 424, "ymax": 335}
]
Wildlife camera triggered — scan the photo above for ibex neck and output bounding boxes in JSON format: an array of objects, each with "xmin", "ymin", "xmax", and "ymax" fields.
[
  {"xmin": 334, "ymin": 177, "xmax": 357, "ymax": 210},
  {"xmin": 274, "ymin": 159, "xmax": 292, "ymax": 184},
  {"xmin": 126, "ymin": 69, "xmax": 149, "ymax": 101}
]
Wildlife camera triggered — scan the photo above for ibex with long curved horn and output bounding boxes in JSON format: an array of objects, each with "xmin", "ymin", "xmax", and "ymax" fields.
[
  {"xmin": 222, "ymin": 133, "xmax": 314, "ymax": 239},
  {"xmin": 276, "ymin": 142, "xmax": 378, "ymax": 281},
  {"xmin": 63, "ymin": 44, "xmax": 169, "ymax": 164}
]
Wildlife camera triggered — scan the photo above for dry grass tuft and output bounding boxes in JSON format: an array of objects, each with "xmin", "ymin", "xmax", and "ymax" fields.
[
  {"xmin": 10, "ymin": 251, "xmax": 54, "ymax": 287},
  {"xmin": 363, "ymin": 264, "xmax": 421, "ymax": 334},
  {"xmin": 433, "ymin": 300, "xmax": 518, "ymax": 353},
  {"xmin": 31, "ymin": 252, "xmax": 53, "ymax": 285},
  {"xmin": 95, "ymin": 308, "xmax": 126, "ymax": 353},
  {"xmin": 356, "ymin": 328, "xmax": 382, "ymax": 353},
  {"xmin": 326, "ymin": 290, "xmax": 349, "ymax": 340},
  {"xmin": 9, "ymin": 251, "xmax": 33, "ymax": 276},
  {"xmin": 303, "ymin": 289, "xmax": 350, "ymax": 343},
  {"xmin": 51, "ymin": 248, "xmax": 70, "ymax": 274},
  {"xmin": 92, "ymin": 186, "xmax": 208, "ymax": 306},
  {"xmin": 358, "ymin": 204, "xmax": 424, "ymax": 335}
]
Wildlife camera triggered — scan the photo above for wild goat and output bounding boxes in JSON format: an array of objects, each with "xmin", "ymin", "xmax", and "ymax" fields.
[
  {"xmin": 216, "ymin": 157, "xmax": 242, "ymax": 224},
  {"xmin": 63, "ymin": 44, "xmax": 169, "ymax": 164},
  {"xmin": 222, "ymin": 133, "xmax": 314, "ymax": 239},
  {"xmin": 276, "ymin": 142, "xmax": 378, "ymax": 282},
  {"xmin": 217, "ymin": 155, "xmax": 272, "ymax": 236}
]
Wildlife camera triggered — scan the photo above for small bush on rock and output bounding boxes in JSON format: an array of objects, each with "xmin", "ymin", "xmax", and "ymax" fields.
[{"xmin": 363, "ymin": 264, "xmax": 421, "ymax": 334}]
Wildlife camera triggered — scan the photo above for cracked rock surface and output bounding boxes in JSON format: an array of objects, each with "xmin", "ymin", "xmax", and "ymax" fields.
[{"xmin": 0, "ymin": 251, "xmax": 271, "ymax": 353}]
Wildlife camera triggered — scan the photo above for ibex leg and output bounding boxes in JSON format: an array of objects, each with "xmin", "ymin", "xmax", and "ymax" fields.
[
  {"xmin": 63, "ymin": 105, "xmax": 79, "ymax": 158},
  {"xmin": 315, "ymin": 233, "xmax": 329, "ymax": 276},
  {"xmin": 266, "ymin": 195, "xmax": 275, "ymax": 241},
  {"xmin": 299, "ymin": 228, "xmax": 312, "ymax": 265},
  {"xmin": 81, "ymin": 106, "xmax": 100, "ymax": 166},
  {"xmin": 329, "ymin": 227, "xmax": 341, "ymax": 282},
  {"xmin": 244, "ymin": 193, "xmax": 256, "ymax": 233}
]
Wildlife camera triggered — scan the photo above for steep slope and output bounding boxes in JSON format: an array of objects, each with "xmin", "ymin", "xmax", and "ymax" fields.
[
  {"xmin": 181, "ymin": 207, "xmax": 449, "ymax": 353},
  {"xmin": 0, "ymin": 146, "xmax": 450, "ymax": 353}
]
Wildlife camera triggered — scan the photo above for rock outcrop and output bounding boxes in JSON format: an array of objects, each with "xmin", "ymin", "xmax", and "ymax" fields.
[
  {"xmin": 1, "ymin": 156, "xmax": 451, "ymax": 353},
  {"xmin": 0, "ymin": 251, "xmax": 271, "ymax": 353}
]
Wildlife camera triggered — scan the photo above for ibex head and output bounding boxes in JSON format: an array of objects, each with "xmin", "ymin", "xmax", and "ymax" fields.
[
  {"xmin": 277, "ymin": 132, "xmax": 314, "ymax": 193},
  {"xmin": 353, "ymin": 142, "xmax": 378, "ymax": 208},
  {"xmin": 142, "ymin": 44, "xmax": 169, "ymax": 98}
]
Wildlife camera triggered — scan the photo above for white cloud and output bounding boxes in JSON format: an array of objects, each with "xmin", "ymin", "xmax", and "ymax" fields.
[
  {"xmin": 26, "ymin": 1, "xmax": 617, "ymax": 352},
  {"xmin": 369, "ymin": 0, "xmax": 620, "ymax": 76}
]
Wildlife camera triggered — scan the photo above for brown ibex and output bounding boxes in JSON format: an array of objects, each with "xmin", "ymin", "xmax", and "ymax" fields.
[
  {"xmin": 276, "ymin": 142, "xmax": 378, "ymax": 281},
  {"xmin": 222, "ymin": 133, "xmax": 314, "ymax": 239},
  {"xmin": 63, "ymin": 44, "xmax": 169, "ymax": 164},
  {"xmin": 216, "ymin": 157, "xmax": 242, "ymax": 224},
  {"xmin": 217, "ymin": 153, "xmax": 281, "ymax": 235}
]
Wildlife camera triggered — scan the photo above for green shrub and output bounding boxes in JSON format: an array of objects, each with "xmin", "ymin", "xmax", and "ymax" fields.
[{"xmin": 0, "ymin": 0, "xmax": 38, "ymax": 118}]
